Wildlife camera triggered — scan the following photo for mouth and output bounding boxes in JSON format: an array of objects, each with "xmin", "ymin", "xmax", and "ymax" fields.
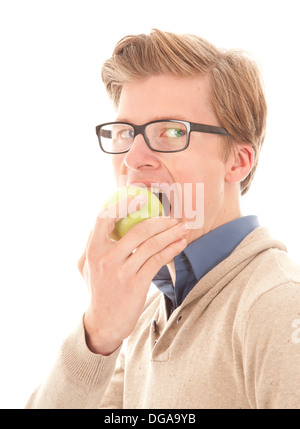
[
  {"xmin": 127, "ymin": 181, "xmax": 172, "ymax": 216},
  {"xmin": 151, "ymin": 188, "xmax": 171, "ymax": 216}
]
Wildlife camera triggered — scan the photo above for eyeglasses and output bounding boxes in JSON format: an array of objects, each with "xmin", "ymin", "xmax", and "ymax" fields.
[{"xmin": 95, "ymin": 119, "xmax": 230, "ymax": 154}]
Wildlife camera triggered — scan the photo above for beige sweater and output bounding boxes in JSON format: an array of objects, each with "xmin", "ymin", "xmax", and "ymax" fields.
[{"xmin": 26, "ymin": 227, "xmax": 300, "ymax": 409}]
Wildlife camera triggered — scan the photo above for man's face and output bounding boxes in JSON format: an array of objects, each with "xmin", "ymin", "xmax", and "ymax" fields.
[{"xmin": 112, "ymin": 74, "xmax": 231, "ymax": 243}]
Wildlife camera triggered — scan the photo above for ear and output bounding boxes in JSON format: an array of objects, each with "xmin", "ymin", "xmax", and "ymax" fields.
[{"xmin": 225, "ymin": 143, "xmax": 254, "ymax": 184}]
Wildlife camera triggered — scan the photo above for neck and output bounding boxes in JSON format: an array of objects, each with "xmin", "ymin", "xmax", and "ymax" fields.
[{"xmin": 167, "ymin": 193, "xmax": 242, "ymax": 281}]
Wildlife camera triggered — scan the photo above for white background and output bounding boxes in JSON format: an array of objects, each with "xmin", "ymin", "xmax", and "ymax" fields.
[{"xmin": 0, "ymin": 0, "xmax": 299, "ymax": 408}]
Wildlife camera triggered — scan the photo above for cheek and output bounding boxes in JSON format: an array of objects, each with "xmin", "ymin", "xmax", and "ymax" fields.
[{"xmin": 177, "ymin": 156, "xmax": 226, "ymax": 208}]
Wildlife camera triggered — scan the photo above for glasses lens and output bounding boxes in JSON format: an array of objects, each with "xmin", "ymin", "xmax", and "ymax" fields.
[
  {"xmin": 99, "ymin": 123, "xmax": 134, "ymax": 153},
  {"xmin": 146, "ymin": 121, "xmax": 187, "ymax": 152}
]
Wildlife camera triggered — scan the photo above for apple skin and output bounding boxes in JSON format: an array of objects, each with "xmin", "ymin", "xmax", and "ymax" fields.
[{"xmin": 103, "ymin": 186, "xmax": 165, "ymax": 241}]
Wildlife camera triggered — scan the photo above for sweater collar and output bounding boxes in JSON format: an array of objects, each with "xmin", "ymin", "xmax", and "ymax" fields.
[{"xmin": 152, "ymin": 215, "xmax": 260, "ymax": 306}]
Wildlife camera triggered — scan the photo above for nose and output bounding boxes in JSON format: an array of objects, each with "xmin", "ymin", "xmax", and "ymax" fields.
[{"xmin": 123, "ymin": 134, "xmax": 161, "ymax": 171}]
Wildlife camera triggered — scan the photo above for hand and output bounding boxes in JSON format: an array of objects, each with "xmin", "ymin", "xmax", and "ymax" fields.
[{"xmin": 77, "ymin": 196, "xmax": 188, "ymax": 355}]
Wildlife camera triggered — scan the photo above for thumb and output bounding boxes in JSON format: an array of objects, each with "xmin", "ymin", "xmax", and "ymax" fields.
[{"xmin": 88, "ymin": 194, "xmax": 148, "ymax": 253}]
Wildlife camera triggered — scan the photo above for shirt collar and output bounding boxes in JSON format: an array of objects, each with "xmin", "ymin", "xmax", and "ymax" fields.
[
  {"xmin": 153, "ymin": 215, "xmax": 260, "ymax": 286},
  {"xmin": 183, "ymin": 215, "xmax": 260, "ymax": 282}
]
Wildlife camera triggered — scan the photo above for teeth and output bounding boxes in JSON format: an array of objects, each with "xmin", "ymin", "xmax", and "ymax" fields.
[{"xmin": 150, "ymin": 186, "xmax": 163, "ymax": 193}]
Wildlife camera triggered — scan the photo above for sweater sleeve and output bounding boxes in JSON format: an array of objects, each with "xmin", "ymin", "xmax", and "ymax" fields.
[
  {"xmin": 242, "ymin": 282, "xmax": 300, "ymax": 409},
  {"xmin": 25, "ymin": 316, "xmax": 124, "ymax": 409}
]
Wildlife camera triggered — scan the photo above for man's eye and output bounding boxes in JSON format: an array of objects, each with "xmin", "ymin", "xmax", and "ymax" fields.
[
  {"xmin": 119, "ymin": 129, "xmax": 134, "ymax": 139},
  {"xmin": 164, "ymin": 128, "xmax": 186, "ymax": 138}
]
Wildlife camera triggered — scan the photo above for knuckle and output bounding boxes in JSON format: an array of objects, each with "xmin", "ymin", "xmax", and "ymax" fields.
[
  {"xmin": 97, "ymin": 254, "xmax": 112, "ymax": 272},
  {"xmin": 145, "ymin": 236, "xmax": 159, "ymax": 253},
  {"xmin": 115, "ymin": 265, "xmax": 130, "ymax": 285},
  {"xmin": 151, "ymin": 252, "xmax": 162, "ymax": 267}
]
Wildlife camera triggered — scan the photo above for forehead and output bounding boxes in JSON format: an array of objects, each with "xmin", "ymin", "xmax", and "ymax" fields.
[{"xmin": 116, "ymin": 74, "xmax": 217, "ymax": 125}]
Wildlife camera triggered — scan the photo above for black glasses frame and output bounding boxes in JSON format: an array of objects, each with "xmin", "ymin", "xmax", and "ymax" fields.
[{"xmin": 95, "ymin": 119, "xmax": 230, "ymax": 154}]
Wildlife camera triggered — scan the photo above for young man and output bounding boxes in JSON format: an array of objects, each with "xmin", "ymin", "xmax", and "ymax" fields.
[{"xmin": 27, "ymin": 29, "xmax": 300, "ymax": 409}]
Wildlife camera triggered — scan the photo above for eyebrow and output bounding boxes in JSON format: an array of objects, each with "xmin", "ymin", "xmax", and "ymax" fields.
[{"xmin": 115, "ymin": 116, "xmax": 191, "ymax": 123}]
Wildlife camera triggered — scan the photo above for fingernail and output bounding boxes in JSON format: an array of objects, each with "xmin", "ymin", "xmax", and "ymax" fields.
[
  {"xmin": 179, "ymin": 223, "xmax": 189, "ymax": 231},
  {"xmin": 178, "ymin": 238, "xmax": 187, "ymax": 246},
  {"xmin": 128, "ymin": 195, "xmax": 147, "ymax": 213},
  {"xmin": 133, "ymin": 195, "xmax": 147, "ymax": 208}
]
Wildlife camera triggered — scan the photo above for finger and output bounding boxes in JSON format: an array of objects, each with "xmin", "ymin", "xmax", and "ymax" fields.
[
  {"xmin": 117, "ymin": 216, "xmax": 179, "ymax": 257},
  {"xmin": 87, "ymin": 195, "xmax": 148, "ymax": 258},
  {"xmin": 136, "ymin": 237, "xmax": 188, "ymax": 285},
  {"xmin": 128, "ymin": 222, "xmax": 188, "ymax": 270}
]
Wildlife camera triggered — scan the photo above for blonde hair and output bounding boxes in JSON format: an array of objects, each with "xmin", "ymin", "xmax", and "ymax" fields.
[{"xmin": 101, "ymin": 29, "xmax": 267, "ymax": 195}]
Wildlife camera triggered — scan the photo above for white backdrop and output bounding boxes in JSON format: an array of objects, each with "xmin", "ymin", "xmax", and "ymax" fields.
[{"xmin": 0, "ymin": 0, "xmax": 299, "ymax": 408}]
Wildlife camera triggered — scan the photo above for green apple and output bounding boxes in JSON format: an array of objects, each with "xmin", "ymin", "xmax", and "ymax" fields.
[{"xmin": 103, "ymin": 185, "xmax": 165, "ymax": 241}]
